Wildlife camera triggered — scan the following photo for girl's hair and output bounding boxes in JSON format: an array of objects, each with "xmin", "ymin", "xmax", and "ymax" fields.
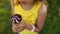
[
  {"xmin": 41, "ymin": 0, "xmax": 48, "ymax": 6},
  {"xmin": 14, "ymin": 0, "xmax": 48, "ymax": 6},
  {"xmin": 39, "ymin": 0, "xmax": 48, "ymax": 6}
]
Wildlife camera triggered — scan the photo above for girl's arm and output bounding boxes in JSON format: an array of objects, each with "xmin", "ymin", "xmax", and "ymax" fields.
[
  {"xmin": 10, "ymin": 0, "xmax": 14, "ymax": 15},
  {"xmin": 34, "ymin": 4, "xmax": 47, "ymax": 32},
  {"xmin": 25, "ymin": 3, "xmax": 47, "ymax": 32}
]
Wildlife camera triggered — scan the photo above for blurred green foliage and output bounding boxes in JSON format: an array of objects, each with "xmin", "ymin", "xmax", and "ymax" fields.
[{"xmin": 0, "ymin": 0, "xmax": 60, "ymax": 34}]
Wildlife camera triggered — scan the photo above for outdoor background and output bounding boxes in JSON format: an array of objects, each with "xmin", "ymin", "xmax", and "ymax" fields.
[{"xmin": 0, "ymin": 0, "xmax": 60, "ymax": 34}]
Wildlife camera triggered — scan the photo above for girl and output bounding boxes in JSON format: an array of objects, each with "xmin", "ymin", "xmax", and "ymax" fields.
[{"xmin": 10, "ymin": 0, "xmax": 48, "ymax": 34}]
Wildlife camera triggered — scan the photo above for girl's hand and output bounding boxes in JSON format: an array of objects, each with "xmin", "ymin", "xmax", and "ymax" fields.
[
  {"xmin": 25, "ymin": 23, "xmax": 34, "ymax": 31},
  {"xmin": 12, "ymin": 19, "xmax": 34, "ymax": 32},
  {"xmin": 12, "ymin": 24, "xmax": 24, "ymax": 32},
  {"xmin": 12, "ymin": 20, "xmax": 26, "ymax": 32}
]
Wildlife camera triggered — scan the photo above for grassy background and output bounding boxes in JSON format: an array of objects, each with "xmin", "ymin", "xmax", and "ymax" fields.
[{"xmin": 0, "ymin": 0, "xmax": 60, "ymax": 34}]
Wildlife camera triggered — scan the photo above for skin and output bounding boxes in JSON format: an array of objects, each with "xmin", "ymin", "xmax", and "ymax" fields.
[{"xmin": 10, "ymin": 0, "xmax": 47, "ymax": 32}]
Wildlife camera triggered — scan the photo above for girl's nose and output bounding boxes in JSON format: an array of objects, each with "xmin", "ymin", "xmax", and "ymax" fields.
[
  {"xmin": 19, "ymin": 0, "xmax": 24, "ymax": 1},
  {"xmin": 21, "ymin": 0, "xmax": 24, "ymax": 1}
]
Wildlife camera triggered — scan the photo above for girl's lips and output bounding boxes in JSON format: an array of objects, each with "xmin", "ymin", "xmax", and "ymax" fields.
[{"xmin": 21, "ymin": 2, "xmax": 26, "ymax": 4}]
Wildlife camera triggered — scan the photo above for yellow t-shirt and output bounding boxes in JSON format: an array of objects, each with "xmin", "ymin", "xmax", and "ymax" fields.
[{"xmin": 14, "ymin": 0, "xmax": 42, "ymax": 34}]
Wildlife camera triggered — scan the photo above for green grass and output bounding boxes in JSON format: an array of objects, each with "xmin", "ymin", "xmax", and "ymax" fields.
[{"xmin": 0, "ymin": 0, "xmax": 60, "ymax": 34}]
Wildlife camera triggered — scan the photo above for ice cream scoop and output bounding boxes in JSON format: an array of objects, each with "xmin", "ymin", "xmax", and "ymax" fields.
[{"xmin": 11, "ymin": 14, "xmax": 22, "ymax": 24}]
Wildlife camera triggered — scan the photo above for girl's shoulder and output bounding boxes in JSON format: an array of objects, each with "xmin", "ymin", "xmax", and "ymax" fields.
[
  {"xmin": 39, "ymin": 3, "xmax": 47, "ymax": 14},
  {"xmin": 14, "ymin": 0, "xmax": 19, "ymax": 5}
]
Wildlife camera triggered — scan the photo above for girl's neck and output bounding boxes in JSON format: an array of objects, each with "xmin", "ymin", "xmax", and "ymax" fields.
[{"xmin": 20, "ymin": 1, "xmax": 35, "ymax": 10}]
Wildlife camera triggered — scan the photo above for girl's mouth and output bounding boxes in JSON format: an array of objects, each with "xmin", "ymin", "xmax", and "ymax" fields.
[{"xmin": 21, "ymin": 2, "xmax": 26, "ymax": 4}]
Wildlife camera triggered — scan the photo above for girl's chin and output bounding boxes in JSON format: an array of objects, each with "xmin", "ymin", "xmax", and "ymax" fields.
[{"xmin": 20, "ymin": 2, "xmax": 27, "ymax": 4}]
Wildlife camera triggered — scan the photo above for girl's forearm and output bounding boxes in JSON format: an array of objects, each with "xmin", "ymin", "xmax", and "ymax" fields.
[
  {"xmin": 10, "ymin": 0, "xmax": 14, "ymax": 15},
  {"xmin": 25, "ymin": 24, "xmax": 40, "ymax": 32}
]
